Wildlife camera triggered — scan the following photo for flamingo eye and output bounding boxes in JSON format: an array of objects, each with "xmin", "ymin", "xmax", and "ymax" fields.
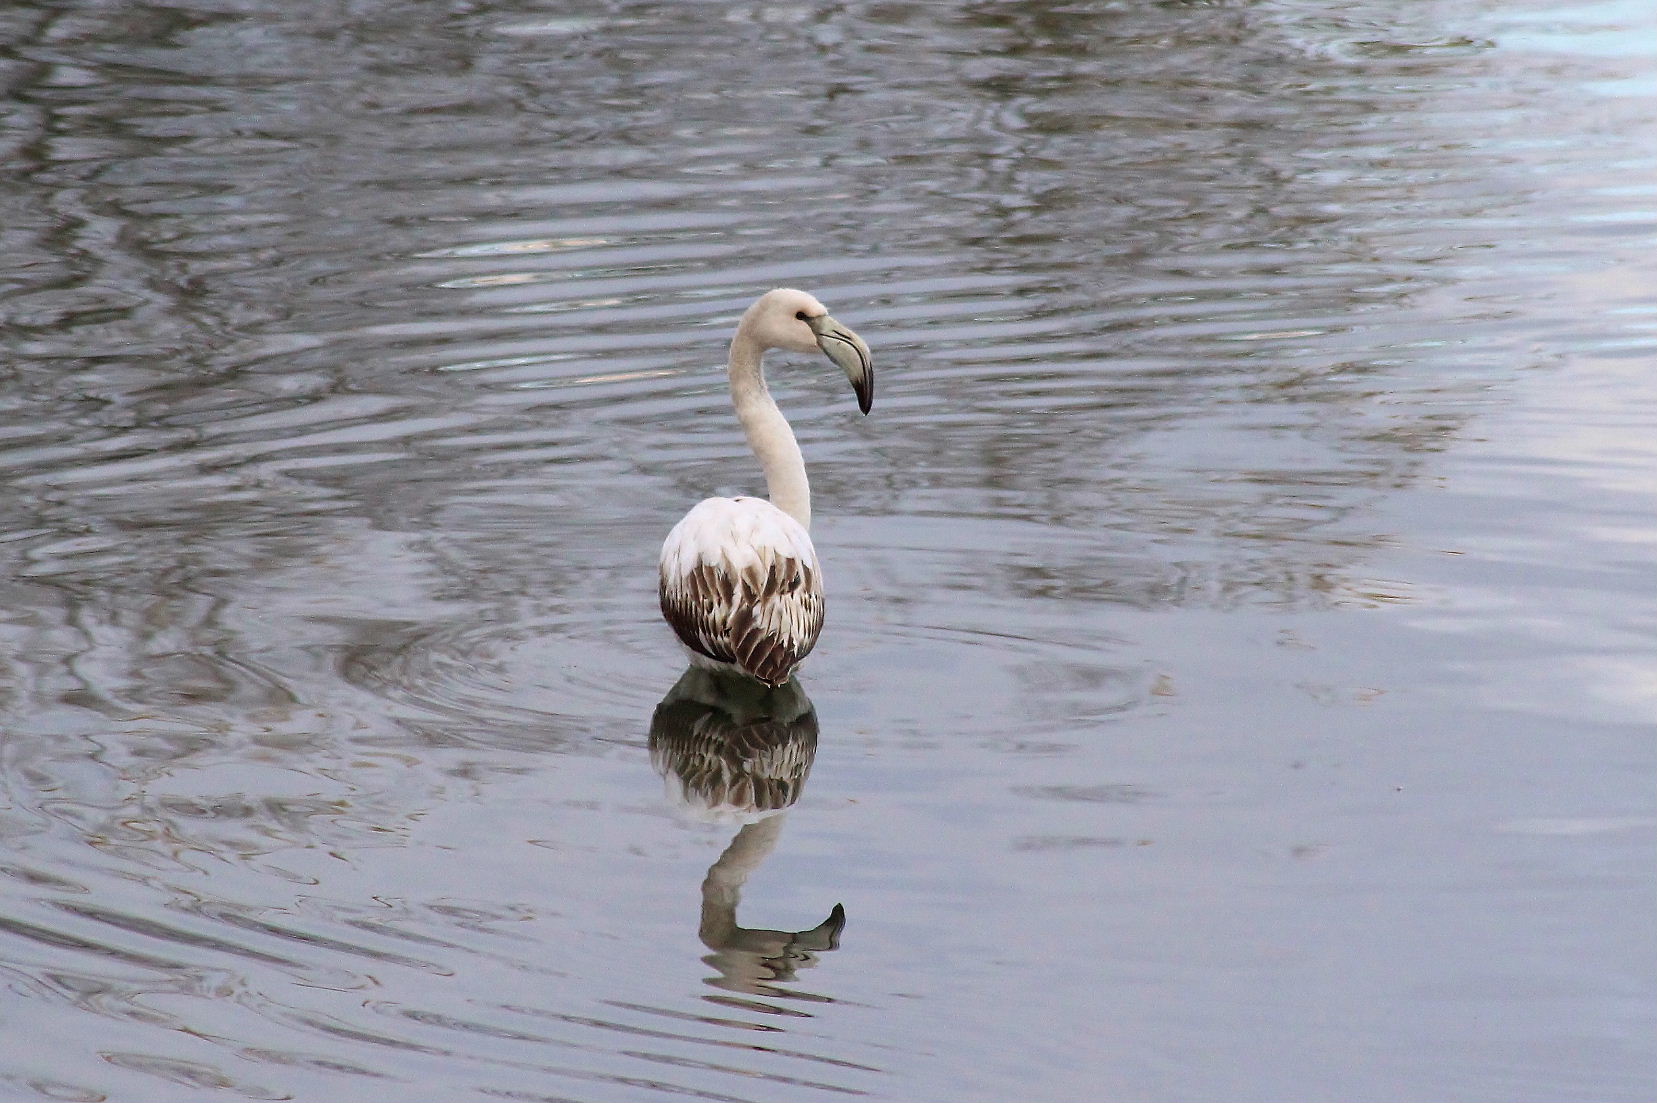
[{"xmin": 795, "ymin": 311, "xmax": 808, "ymax": 321}]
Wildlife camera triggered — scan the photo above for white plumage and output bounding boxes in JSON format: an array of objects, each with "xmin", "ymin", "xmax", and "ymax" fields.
[
  {"xmin": 659, "ymin": 289, "xmax": 874, "ymax": 687},
  {"xmin": 661, "ymin": 497, "xmax": 818, "ymax": 582}
]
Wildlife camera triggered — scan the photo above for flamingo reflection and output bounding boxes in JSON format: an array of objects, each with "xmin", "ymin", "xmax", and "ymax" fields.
[{"xmin": 648, "ymin": 666, "xmax": 845, "ymax": 1002}]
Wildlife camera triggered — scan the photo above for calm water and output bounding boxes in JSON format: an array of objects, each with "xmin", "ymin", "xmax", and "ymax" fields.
[{"xmin": 2, "ymin": 0, "xmax": 1654, "ymax": 1099}]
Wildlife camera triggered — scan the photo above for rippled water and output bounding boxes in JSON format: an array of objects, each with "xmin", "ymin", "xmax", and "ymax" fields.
[{"xmin": 2, "ymin": 0, "xmax": 1654, "ymax": 1099}]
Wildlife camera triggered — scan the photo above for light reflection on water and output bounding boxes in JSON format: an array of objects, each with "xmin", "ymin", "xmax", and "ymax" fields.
[{"xmin": 1, "ymin": 0, "xmax": 1654, "ymax": 1099}]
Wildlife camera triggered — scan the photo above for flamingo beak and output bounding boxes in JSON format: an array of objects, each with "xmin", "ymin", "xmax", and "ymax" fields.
[{"xmin": 807, "ymin": 314, "xmax": 873, "ymax": 415}]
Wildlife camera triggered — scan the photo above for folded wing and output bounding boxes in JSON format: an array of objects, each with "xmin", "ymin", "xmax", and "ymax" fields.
[{"xmin": 660, "ymin": 498, "xmax": 825, "ymax": 686}]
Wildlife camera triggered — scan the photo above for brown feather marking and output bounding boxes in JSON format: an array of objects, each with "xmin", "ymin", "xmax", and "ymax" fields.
[{"xmin": 661, "ymin": 553, "xmax": 823, "ymax": 686}]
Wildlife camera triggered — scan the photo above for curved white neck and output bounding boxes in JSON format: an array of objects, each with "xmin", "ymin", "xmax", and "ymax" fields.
[
  {"xmin": 729, "ymin": 331, "xmax": 810, "ymax": 530},
  {"xmin": 700, "ymin": 816, "xmax": 786, "ymax": 946}
]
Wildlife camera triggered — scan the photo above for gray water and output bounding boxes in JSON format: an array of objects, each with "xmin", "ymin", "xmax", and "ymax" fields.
[{"xmin": 2, "ymin": 1, "xmax": 1654, "ymax": 1100}]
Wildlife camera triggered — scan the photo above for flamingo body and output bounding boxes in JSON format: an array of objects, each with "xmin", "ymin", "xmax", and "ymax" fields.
[{"xmin": 660, "ymin": 496, "xmax": 824, "ymax": 687}]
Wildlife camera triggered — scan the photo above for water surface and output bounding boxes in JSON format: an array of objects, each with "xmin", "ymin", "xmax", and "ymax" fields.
[{"xmin": 1, "ymin": 0, "xmax": 1654, "ymax": 1100}]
